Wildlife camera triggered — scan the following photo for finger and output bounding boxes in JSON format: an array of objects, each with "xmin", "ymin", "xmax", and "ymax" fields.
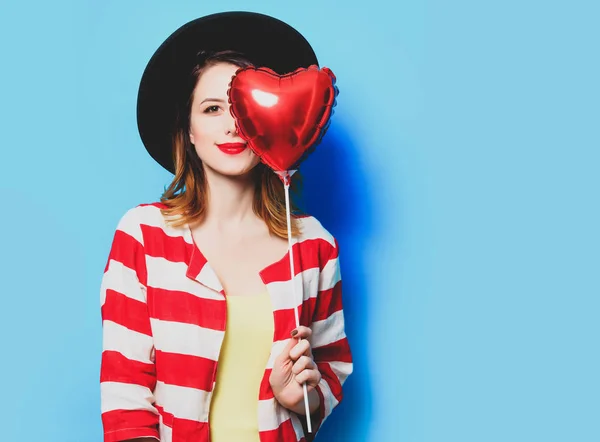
[
  {"xmin": 276, "ymin": 326, "xmax": 314, "ymax": 363},
  {"xmin": 295, "ymin": 368, "xmax": 322, "ymax": 387},
  {"xmin": 292, "ymin": 355, "xmax": 315, "ymax": 375},
  {"xmin": 289, "ymin": 339, "xmax": 311, "ymax": 361},
  {"xmin": 291, "ymin": 326, "xmax": 312, "ymax": 340},
  {"xmin": 274, "ymin": 336, "xmax": 299, "ymax": 364}
]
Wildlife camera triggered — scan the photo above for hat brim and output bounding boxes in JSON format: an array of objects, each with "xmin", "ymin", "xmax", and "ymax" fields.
[{"xmin": 136, "ymin": 11, "xmax": 319, "ymax": 174}]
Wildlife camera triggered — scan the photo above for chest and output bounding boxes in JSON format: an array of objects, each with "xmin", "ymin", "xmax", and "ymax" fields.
[
  {"xmin": 190, "ymin": 227, "xmax": 289, "ymax": 297},
  {"xmin": 143, "ymin": 224, "xmax": 321, "ymax": 362}
]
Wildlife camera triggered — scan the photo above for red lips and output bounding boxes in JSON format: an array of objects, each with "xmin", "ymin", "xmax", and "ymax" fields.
[{"xmin": 216, "ymin": 142, "xmax": 247, "ymax": 155}]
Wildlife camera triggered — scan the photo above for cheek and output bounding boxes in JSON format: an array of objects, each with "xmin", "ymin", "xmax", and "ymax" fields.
[{"xmin": 190, "ymin": 116, "xmax": 216, "ymax": 143}]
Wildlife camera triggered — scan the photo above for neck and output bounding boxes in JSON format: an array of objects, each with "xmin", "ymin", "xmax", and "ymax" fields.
[{"xmin": 202, "ymin": 165, "xmax": 258, "ymax": 230}]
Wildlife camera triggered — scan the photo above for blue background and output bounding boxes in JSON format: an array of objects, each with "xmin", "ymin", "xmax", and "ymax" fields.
[{"xmin": 1, "ymin": 0, "xmax": 598, "ymax": 441}]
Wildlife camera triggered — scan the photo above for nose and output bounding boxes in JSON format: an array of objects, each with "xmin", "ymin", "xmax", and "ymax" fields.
[{"xmin": 224, "ymin": 107, "xmax": 238, "ymax": 136}]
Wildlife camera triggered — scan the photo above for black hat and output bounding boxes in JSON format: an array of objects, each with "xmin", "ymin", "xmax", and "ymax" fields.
[{"xmin": 136, "ymin": 11, "xmax": 319, "ymax": 174}]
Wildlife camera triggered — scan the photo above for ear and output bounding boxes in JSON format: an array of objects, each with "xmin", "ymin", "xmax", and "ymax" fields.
[{"xmin": 189, "ymin": 132, "xmax": 195, "ymax": 144}]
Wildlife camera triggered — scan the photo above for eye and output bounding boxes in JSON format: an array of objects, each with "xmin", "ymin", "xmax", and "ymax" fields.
[{"xmin": 204, "ymin": 105, "xmax": 220, "ymax": 114}]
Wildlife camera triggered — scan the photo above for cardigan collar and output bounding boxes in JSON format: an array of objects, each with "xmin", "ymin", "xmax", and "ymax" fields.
[
  {"xmin": 182, "ymin": 223, "xmax": 224, "ymax": 294},
  {"xmin": 180, "ymin": 221, "xmax": 300, "ymax": 295}
]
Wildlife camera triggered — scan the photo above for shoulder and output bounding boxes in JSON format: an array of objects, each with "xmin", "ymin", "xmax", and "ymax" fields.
[
  {"xmin": 295, "ymin": 214, "xmax": 340, "ymax": 262},
  {"xmin": 295, "ymin": 214, "xmax": 335, "ymax": 246},
  {"xmin": 115, "ymin": 201, "xmax": 171, "ymax": 243},
  {"xmin": 126, "ymin": 202, "xmax": 169, "ymax": 226}
]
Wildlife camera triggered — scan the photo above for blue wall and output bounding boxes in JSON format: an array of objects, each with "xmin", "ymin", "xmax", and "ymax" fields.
[{"xmin": 0, "ymin": 1, "xmax": 598, "ymax": 441}]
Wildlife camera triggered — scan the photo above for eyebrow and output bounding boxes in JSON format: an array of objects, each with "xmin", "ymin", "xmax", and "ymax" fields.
[{"xmin": 200, "ymin": 98, "xmax": 226, "ymax": 104}]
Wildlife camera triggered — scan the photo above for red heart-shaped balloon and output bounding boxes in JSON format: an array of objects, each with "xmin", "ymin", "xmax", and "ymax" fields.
[{"xmin": 228, "ymin": 65, "xmax": 338, "ymax": 172}]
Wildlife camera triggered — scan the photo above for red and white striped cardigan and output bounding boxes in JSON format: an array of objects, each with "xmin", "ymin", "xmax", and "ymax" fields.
[{"xmin": 100, "ymin": 202, "xmax": 353, "ymax": 442}]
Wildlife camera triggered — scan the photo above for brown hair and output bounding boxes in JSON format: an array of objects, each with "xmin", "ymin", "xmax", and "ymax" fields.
[{"xmin": 159, "ymin": 50, "xmax": 303, "ymax": 238}]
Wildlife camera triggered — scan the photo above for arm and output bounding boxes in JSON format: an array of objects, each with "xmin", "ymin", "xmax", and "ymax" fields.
[
  {"xmin": 307, "ymin": 237, "xmax": 353, "ymax": 434},
  {"xmin": 100, "ymin": 208, "xmax": 160, "ymax": 442}
]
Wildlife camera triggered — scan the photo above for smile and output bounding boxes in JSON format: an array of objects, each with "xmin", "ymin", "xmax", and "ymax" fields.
[{"xmin": 216, "ymin": 143, "xmax": 247, "ymax": 155}]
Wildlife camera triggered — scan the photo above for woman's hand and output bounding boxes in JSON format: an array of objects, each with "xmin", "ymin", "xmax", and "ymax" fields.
[{"xmin": 269, "ymin": 326, "xmax": 322, "ymax": 413}]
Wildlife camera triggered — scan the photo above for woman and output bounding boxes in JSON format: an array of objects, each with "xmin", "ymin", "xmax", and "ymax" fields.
[{"xmin": 100, "ymin": 12, "xmax": 352, "ymax": 442}]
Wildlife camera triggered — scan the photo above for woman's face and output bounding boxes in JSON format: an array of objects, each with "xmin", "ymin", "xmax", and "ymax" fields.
[{"xmin": 188, "ymin": 62, "xmax": 260, "ymax": 177}]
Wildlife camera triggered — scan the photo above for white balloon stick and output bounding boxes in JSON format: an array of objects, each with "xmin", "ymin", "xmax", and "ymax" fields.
[{"xmin": 277, "ymin": 169, "xmax": 312, "ymax": 433}]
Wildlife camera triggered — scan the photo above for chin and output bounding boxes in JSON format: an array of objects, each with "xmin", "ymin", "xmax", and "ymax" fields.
[
  {"xmin": 205, "ymin": 159, "xmax": 260, "ymax": 177},
  {"xmin": 196, "ymin": 147, "xmax": 261, "ymax": 178}
]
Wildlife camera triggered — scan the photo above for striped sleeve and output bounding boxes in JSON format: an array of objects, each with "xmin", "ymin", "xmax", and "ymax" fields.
[
  {"xmin": 99, "ymin": 208, "xmax": 160, "ymax": 442},
  {"xmin": 308, "ymin": 237, "xmax": 353, "ymax": 435}
]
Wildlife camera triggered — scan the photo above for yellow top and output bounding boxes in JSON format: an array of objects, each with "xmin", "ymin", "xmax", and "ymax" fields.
[{"xmin": 209, "ymin": 291, "xmax": 274, "ymax": 441}]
